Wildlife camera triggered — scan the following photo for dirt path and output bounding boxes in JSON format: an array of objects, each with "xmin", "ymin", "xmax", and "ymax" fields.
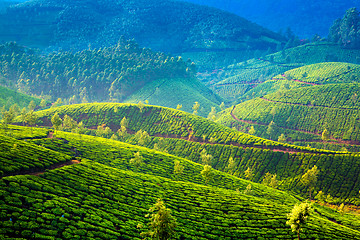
[{"xmin": 2, "ymin": 159, "xmax": 81, "ymax": 178}]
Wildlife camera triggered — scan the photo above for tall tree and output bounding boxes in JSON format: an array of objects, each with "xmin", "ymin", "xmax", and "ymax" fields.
[
  {"xmin": 248, "ymin": 126, "xmax": 256, "ymax": 135},
  {"xmin": 286, "ymin": 202, "xmax": 312, "ymax": 240},
  {"xmin": 192, "ymin": 102, "xmax": 200, "ymax": 115},
  {"xmin": 200, "ymin": 149, "xmax": 213, "ymax": 166},
  {"xmin": 51, "ymin": 113, "xmax": 62, "ymax": 134},
  {"xmin": 201, "ymin": 164, "xmax": 212, "ymax": 185},
  {"xmin": 301, "ymin": 165, "xmax": 319, "ymax": 200},
  {"xmin": 25, "ymin": 110, "xmax": 38, "ymax": 134},
  {"xmin": 173, "ymin": 160, "xmax": 184, "ymax": 178},
  {"xmin": 130, "ymin": 152, "xmax": 143, "ymax": 171},
  {"xmin": 321, "ymin": 129, "xmax": 330, "ymax": 141},
  {"xmin": 141, "ymin": 198, "xmax": 177, "ymax": 240},
  {"xmin": 227, "ymin": 156, "xmax": 236, "ymax": 174}
]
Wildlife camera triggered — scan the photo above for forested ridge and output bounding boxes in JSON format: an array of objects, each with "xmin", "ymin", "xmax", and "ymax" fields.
[{"xmin": 0, "ymin": 41, "xmax": 195, "ymax": 103}]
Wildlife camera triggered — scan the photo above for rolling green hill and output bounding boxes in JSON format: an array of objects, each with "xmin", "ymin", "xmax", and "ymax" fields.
[
  {"xmin": 22, "ymin": 103, "xmax": 360, "ymax": 203},
  {"xmin": 124, "ymin": 77, "xmax": 222, "ymax": 116},
  {"xmin": 217, "ymin": 84, "xmax": 360, "ymax": 151},
  {"xmin": 1, "ymin": 125, "xmax": 360, "ymax": 239},
  {"xmin": 208, "ymin": 43, "xmax": 360, "ymax": 103},
  {"xmin": 0, "ymin": 85, "xmax": 41, "ymax": 110}
]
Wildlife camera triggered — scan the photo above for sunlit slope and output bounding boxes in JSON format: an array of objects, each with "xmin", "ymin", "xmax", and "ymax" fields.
[
  {"xmin": 218, "ymin": 82, "xmax": 360, "ymax": 143},
  {"xmin": 28, "ymin": 104, "xmax": 360, "ymax": 203},
  {"xmin": 124, "ymin": 77, "xmax": 222, "ymax": 117},
  {"xmin": 2, "ymin": 160, "xmax": 360, "ymax": 239},
  {"xmin": 0, "ymin": 85, "xmax": 41, "ymax": 109},
  {"xmin": 33, "ymin": 103, "xmax": 324, "ymax": 152},
  {"xmin": 211, "ymin": 43, "xmax": 360, "ymax": 102},
  {"xmin": 0, "ymin": 127, "xmax": 71, "ymax": 177},
  {"xmin": 1, "ymin": 127, "xmax": 360, "ymax": 239}
]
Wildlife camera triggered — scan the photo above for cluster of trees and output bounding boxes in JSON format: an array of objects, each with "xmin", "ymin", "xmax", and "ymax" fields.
[
  {"xmin": 329, "ymin": 8, "xmax": 360, "ymax": 49},
  {"xmin": 0, "ymin": 40, "xmax": 196, "ymax": 103}
]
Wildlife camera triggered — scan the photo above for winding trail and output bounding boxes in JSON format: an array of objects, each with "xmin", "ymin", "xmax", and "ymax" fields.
[{"xmin": 2, "ymin": 159, "xmax": 81, "ymax": 178}]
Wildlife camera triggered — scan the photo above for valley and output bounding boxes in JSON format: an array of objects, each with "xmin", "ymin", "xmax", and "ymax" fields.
[{"xmin": 0, "ymin": 1, "xmax": 360, "ymax": 239}]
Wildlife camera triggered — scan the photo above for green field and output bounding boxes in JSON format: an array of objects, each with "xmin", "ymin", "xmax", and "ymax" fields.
[
  {"xmin": 209, "ymin": 43, "xmax": 360, "ymax": 103},
  {"xmin": 1, "ymin": 125, "xmax": 360, "ymax": 239}
]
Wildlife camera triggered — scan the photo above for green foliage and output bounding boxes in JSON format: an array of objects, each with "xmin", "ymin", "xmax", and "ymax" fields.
[
  {"xmin": 173, "ymin": 160, "xmax": 184, "ymax": 178},
  {"xmin": 123, "ymin": 77, "xmax": 221, "ymax": 117},
  {"xmin": 51, "ymin": 113, "xmax": 62, "ymax": 132},
  {"xmin": 141, "ymin": 198, "xmax": 177, "ymax": 240},
  {"xmin": 301, "ymin": 166, "xmax": 319, "ymax": 200},
  {"xmin": 0, "ymin": 85, "xmax": 41, "ymax": 110},
  {"xmin": 212, "ymin": 44, "xmax": 360, "ymax": 102},
  {"xmin": 329, "ymin": 8, "xmax": 360, "ymax": 48},
  {"xmin": 286, "ymin": 202, "xmax": 312, "ymax": 240},
  {"xmin": 201, "ymin": 164, "xmax": 212, "ymax": 185},
  {"xmin": 0, "ymin": 41, "xmax": 193, "ymax": 103},
  {"xmin": 130, "ymin": 152, "xmax": 143, "ymax": 171}
]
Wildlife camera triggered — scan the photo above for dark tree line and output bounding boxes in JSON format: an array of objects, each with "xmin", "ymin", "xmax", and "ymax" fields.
[
  {"xmin": 329, "ymin": 8, "xmax": 360, "ymax": 49},
  {"xmin": 0, "ymin": 39, "xmax": 196, "ymax": 103}
]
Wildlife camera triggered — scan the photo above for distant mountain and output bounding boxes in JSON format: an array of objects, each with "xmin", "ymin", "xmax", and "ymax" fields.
[
  {"xmin": 180, "ymin": 0, "xmax": 360, "ymax": 38},
  {"xmin": 0, "ymin": 0, "xmax": 285, "ymax": 69}
]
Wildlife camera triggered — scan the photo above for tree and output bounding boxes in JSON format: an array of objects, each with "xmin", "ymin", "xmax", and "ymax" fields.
[
  {"xmin": 1, "ymin": 108, "xmax": 16, "ymax": 130},
  {"xmin": 200, "ymin": 149, "xmax": 213, "ymax": 166},
  {"xmin": 219, "ymin": 102, "xmax": 225, "ymax": 111},
  {"xmin": 227, "ymin": 157, "xmax": 236, "ymax": 174},
  {"xmin": 266, "ymin": 121, "xmax": 276, "ymax": 140},
  {"xmin": 278, "ymin": 133, "xmax": 286, "ymax": 142},
  {"xmin": 244, "ymin": 167, "xmax": 253, "ymax": 180},
  {"xmin": 201, "ymin": 165, "xmax": 212, "ymax": 185},
  {"xmin": 338, "ymin": 203, "xmax": 346, "ymax": 215},
  {"xmin": 329, "ymin": 7, "xmax": 360, "ymax": 48},
  {"xmin": 120, "ymin": 117, "xmax": 129, "ymax": 128},
  {"xmin": 321, "ymin": 129, "xmax": 330, "ymax": 141},
  {"xmin": 176, "ymin": 104, "xmax": 182, "ymax": 110},
  {"xmin": 63, "ymin": 115, "xmax": 77, "ymax": 132},
  {"xmin": 19, "ymin": 108, "xmax": 28, "ymax": 126},
  {"xmin": 192, "ymin": 102, "xmax": 200, "ymax": 115},
  {"xmin": 138, "ymin": 101, "xmax": 145, "ymax": 112},
  {"xmin": 315, "ymin": 190, "xmax": 325, "ymax": 203},
  {"xmin": 301, "ymin": 165, "xmax": 319, "ymax": 200},
  {"xmin": 207, "ymin": 107, "xmax": 216, "ymax": 121},
  {"xmin": 262, "ymin": 172, "xmax": 278, "ymax": 188},
  {"xmin": 130, "ymin": 152, "xmax": 143, "ymax": 171},
  {"xmin": 96, "ymin": 125, "xmax": 106, "ymax": 138},
  {"xmin": 248, "ymin": 126, "xmax": 256, "ymax": 135},
  {"xmin": 28, "ymin": 100, "xmax": 36, "ymax": 111},
  {"xmin": 52, "ymin": 98, "xmax": 63, "ymax": 108},
  {"xmin": 140, "ymin": 198, "xmax": 177, "ymax": 240},
  {"xmin": 243, "ymin": 184, "xmax": 253, "ymax": 195},
  {"xmin": 117, "ymin": 125, "xmax": 128, "ymax": 140},
  {"xmin": 51, "ymin": 113, "xmax": 62, "ymax": 134},
  {"xmin": 173, "ymin": 160, "xmax": 184, "ymax": 178},
  {"xmin": 137, "ymin": 130, "xmax": 150, "ymax": 146},
  {"xmin": 40, "ymin": 99, "xmax": 47, "ymax": 108},
  {"xmin": 286, "ymin": 202, "xmax": 312, "ymax": 240},
  {"xmin": 25, "ymin": 110, "xmax": 38, "ymax": 133},
  {"xmin": 75, "ymin": 121, "xmax": 86, "ymax": 139},
  {"xmin": 154, "ymin": 138, "xmax": 167, "ymax": 152}
]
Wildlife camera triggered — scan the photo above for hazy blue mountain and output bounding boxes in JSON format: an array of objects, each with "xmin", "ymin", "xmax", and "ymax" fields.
[{"xmin": 180, "ymin": 0, "xmax": 360, "ymax": 38}]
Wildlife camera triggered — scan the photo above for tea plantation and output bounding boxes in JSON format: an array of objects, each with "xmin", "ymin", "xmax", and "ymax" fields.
[{"xmin": 1, "ymin": 126, "xmax": 360, "ymax": 239}]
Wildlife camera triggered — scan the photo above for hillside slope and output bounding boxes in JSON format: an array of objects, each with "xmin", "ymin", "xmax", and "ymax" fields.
[
  {"xmin": 0, "ymin": 0, "xmax": 285, "ymax": 69},
  {"xmin": 0, "ymin": 85, "xmax": 41, "ymax": 109},
  {"xmin": 27, "ymin": 103, "xmax": 360, "ymax": 203},
  {"xmin": 1, "ymin": 126, "xmax": 360, "ymax": 239},
  {"xmin": 124, "ymin": 77, "xmax": 222, "ymax": 116},
  {"xmin": 208, "ymin": 43, "xmax": 360, "ymax": 102}
]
